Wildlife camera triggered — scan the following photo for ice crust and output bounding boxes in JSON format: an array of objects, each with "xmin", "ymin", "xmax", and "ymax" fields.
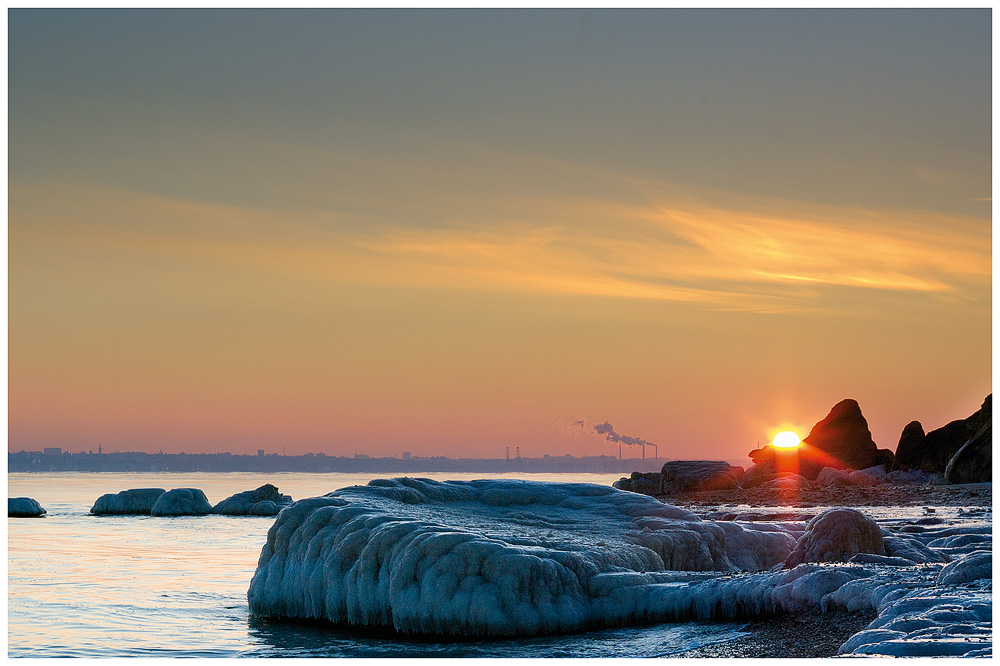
[
  {"xmin": 8, "ymin": 497, "xmax": 46, "ymax": 517},
  {"xmin": 91, "ymin": 488, "xmax": 166, "ymax": 515},
  {"xmin": 150, "ymin": 488, "xmax": 212, "ymax": 516},
  {"xmin": 247, "ymin": 478, "xmax": 991, "ymax": 653}
]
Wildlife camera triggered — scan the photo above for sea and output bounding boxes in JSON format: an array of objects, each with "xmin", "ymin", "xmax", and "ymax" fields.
[{"xmin": 8, "ymin": 472, "xmax": 749, "ymax": 658}]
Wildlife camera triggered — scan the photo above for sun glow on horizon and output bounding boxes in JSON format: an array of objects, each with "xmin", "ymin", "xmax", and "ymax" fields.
[{"xmin": 772, "ymin": 430, "xmax": 802, "ymax": 449}]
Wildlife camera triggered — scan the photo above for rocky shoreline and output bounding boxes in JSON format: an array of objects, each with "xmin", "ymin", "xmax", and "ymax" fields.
[{"xmin": 662, "ymin": 482, "xmax": 991, "ymax": 657}]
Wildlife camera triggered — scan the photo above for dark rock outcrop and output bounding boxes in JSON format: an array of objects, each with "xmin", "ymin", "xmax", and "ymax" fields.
[
  {"xmin": 746, "ymin": 399, "xmax": 882, "ymax": 480},
  {"xmin": 799, "ymin": 399, "xmax": 881, "ymax": 474},
  {"xmin": 944, "ymin": 421, "xmax": 992, "ymax": 484},
  {"xmin": 660, "ymin": 460, "xmax": 743, "ymax": 494},
  {"xmin": 892, "ymin": 395, "xmax": 991, "ymax": 474},
  {"xmin": 213, "ymin": 484, "xmax": 293, "ymax": 516}
]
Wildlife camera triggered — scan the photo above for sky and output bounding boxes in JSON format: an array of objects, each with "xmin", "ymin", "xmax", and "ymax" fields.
[{"xmin": 8, "ymin": 9, "xmax": 992, "ymax": 463}]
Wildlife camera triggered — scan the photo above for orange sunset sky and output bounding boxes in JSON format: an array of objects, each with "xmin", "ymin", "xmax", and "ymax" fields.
[{"xmin": 8, "ymin": 10, "xmax": 992, "ymax": 464}]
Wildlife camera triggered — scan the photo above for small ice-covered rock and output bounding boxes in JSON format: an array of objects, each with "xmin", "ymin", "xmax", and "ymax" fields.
[
  {"xmin": 150, "ymin": 488, "xmax": 212, "ymax": 516},
  {"xmin": 848, "ymin": 465, "xmax": 888, "ymax": 486},
  {"xmin": 784, "ymin": 508, "xmax": 885, "ymax": 567},
  {"xmin": 937, "ymin": 551, "xmax": 991, "ymax": 585},
  {"xmin": 248, "ymin": 478, "xmax": 798, "ymax": 636},
  {"xmin": 815, "ymin": 467, "xmax": 851, "ymax": 487},
  {"xmin": 91, "ymin": 488, "xmax": 166, "ymax": 515},
  {"xmin": 8, "ymin": 497, "xmax": 46, "ymax": 517},
  {"xmin": 213, "ymin": 484, "xmax": 293, "ymax": 516},
  {"xmin": 882, "ymin": 535, "xmax": 950, "ymax": 564},
  {"xmin": 612, "ymin": 472, "xmax": 661, "ymax": 495},
  {"xmin": 886, "ymin": 469, "xmax": 928, "ymax": 485},
  {"xmin": 758, "ymin": 474, "xmax": 810, "ymax": 491}
]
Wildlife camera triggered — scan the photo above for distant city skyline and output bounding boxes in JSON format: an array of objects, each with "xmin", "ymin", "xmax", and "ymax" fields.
[{"xmin": 9, "ymin": 9, "xmax": 991, "ymax": 461}]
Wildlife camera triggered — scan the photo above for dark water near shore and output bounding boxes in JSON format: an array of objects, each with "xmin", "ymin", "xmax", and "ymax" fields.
[{"xmin": 8, "ymin": 472, "xmax": 748, "ymax": 658}]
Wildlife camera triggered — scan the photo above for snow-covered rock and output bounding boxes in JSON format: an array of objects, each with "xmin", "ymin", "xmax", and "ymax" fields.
[
  {"xmin": 213, "ymin": 484, "xmax": 293, "ymax": 516},
  {"xmin": 150, "ymin": 488, "xmax": 212, "ymax": 516},
  {"xmin": 91, "ymin": 488, "xmax": 166, "ymax": 515},
  {"xmin": 784, "ymin": 508, "xmax": 884, "ymax": 567},
  {"xmin": 8, "ymin": 497, "xmax": 46, "ymax": 517},
  {"xmin": 247, "ymin": 478, "xmax": 797, "ymax": 636}
]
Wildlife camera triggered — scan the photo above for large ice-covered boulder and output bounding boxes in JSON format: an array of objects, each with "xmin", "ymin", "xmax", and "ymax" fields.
[
  {"xmin": 784, "ymin": 508, "xmax": 885, "ymax": 568},
  {"xmin": 91, "ymin": 488, "xmax": 166, "ymax": 515},
  {"xmin": 660, "ymin": 460, "xmax": 742, "ymax": 494},
  {"xmin": 8, "ymin": 497, "xmax": 46, "ymax": 517},
  {"xmin": 150, "ymin": 488, "xmax": 212, "ymax": 516},
  {"xmin": 213, "ymin": 484, "xmax": 293, "ymax": 516},
  {"xmin": 248, "ymin": 478, "xmax": 797, "ymax": 636}
]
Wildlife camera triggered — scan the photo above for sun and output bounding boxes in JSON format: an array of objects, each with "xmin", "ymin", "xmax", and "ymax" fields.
[{"xmin": 772, "ymin": 430, "xmax": 801, "ymax": 449}]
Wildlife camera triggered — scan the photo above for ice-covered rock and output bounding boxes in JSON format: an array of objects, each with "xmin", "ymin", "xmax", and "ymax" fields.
[
  {"xmin": 659, "ymin": 460, "xmax": 742, "ymax": 494},
  {"xmin": 8, "ymin": 497, "xmax": 46, "ymax": 517},
  {"xmin": 885, "ymin": 469, "xmax": 928, "ymax": 485},
  {"xmin": 937, "ymin": 550, "xmax": 991, "ymax": 585},
  {"xmin": 247, "ymin": 478, "xmax": 798, "ymax": 636},
  {"xmin": 150, "ymin": 488, "xmax": 212, "ymax": 516},
  {"xmin": 758, "ymin": 474, "xmax": 810, "ymax": 491},
  {"xmin": 91, "ymin": 488, "xmax": 166, "ymax": 515},
  {"xmin": 881, "ymin": 536, "xmax": 950, "ymax": 564},
  {"xmin": 784, "ymin": 508, "xmax": 885, "ymax": 567},
  {"xmin": 612, "ymin": 472, "xmax": 660, "ymax": 495},
  {"xmin": 213, "ymin": 484, "xmax": 293, "ymax": 516},
  {"xmin": 847, "ymin": 465, "xmax": 888, "ymax": 486},
  {"xmin": 815, "ymin": 467, "xmax": 851, "ymax": 487},
  {"xmin": 839, "ymin": 588, "xmax": 992, "ymax": 657}
]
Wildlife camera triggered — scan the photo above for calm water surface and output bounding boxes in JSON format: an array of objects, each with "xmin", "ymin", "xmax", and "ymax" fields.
[{"xmin": 8, "ymin": 472, "xmax": 748, "ymax": 657}]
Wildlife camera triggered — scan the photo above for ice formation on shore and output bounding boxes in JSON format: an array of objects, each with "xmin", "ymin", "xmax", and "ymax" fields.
[
  {"xmin": 91, "ymin": 488, "xmax": 166, "ymax": 515},
  {"xmin": 248, "ymin": 478, "xmax": 796, "ymax": 635},
  {"xmin": 247, "ymin": 478, "xmax": 991, "ymax": 656},
  {"xmin": 8, "ymin": 497, "xmax": 46, "ymax": 517},
  {"xmin": 150, "ymin": 488, "xmax": 212, "ymax": 516}
]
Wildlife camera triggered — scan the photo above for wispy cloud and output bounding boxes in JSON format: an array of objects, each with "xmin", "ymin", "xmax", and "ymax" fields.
[{"xmin": 10, "ymin": 155, "xmax": 991, "ymax": 316}]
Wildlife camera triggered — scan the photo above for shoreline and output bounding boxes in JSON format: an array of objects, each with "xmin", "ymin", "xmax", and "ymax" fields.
[{"xmin": 664, "ymin": 481, "xmax": 991, "ymax": 657}]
